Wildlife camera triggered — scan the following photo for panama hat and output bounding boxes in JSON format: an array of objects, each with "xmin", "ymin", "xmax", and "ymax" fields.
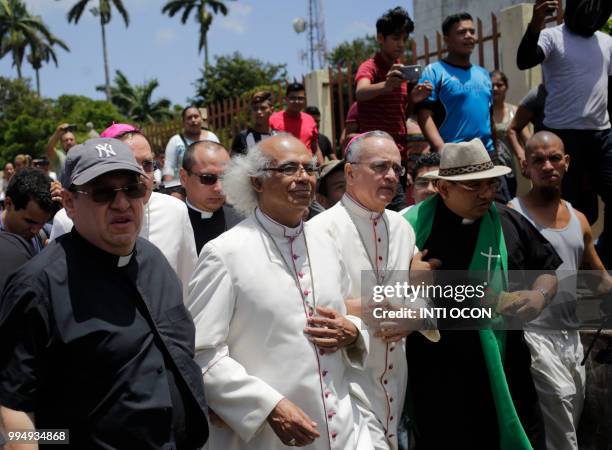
[{"xmin": 424, "ymin": 138, "xmax": 511, "ymax": 181}]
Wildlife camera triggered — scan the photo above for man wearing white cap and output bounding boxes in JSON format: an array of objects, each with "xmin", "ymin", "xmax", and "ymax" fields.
[{"xmin": 403, "ymin": 138, "xmax": 561, "ymax": 449}]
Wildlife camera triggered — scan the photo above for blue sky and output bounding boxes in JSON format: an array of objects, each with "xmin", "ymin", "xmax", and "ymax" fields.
[{"xmin": 1, "ymin": 0, "xmax": 413, "ymax": 106}]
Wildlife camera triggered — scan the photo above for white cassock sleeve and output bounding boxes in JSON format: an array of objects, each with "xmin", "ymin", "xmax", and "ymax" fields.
[
  {"xmin": 188, "ymin": 244, "xmax": 284, "ymax": 443},
  {"xmin": 177, "ymin": 207, "xmax": 198, "ymax": 302}
]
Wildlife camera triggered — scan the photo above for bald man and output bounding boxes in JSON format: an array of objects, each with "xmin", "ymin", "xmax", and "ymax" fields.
[
  {"xmin": 510, "ymin": 131, "xmax": 612, "ymax": 450},
  {"xmin": 179, "ymin": 140, "xmax": 242, "ymax": 254}
]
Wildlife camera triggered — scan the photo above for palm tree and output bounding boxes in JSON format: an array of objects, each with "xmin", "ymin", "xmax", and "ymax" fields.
[
  {"xmin": 27, "ymin": 35, "xmax": 69, "ymax": 96},
  {"xmin": 98, "ymin": 70, "xmax": 173, "ymax": 124},
  {"xmin": 161, "ymin": 0, "xmax": 233, "ymax": 69},
  {"xmin": 0, "ymin": 0, "xmax": 57, "ymax": 79},
  {"xmin": 65, "ymin": 0, "xmax": 129, "ymax": 101}
]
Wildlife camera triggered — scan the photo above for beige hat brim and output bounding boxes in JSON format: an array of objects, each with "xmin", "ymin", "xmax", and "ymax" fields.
[{"xmin": 423, "ymin": 165, "xmax": 511, "ymax": 181}]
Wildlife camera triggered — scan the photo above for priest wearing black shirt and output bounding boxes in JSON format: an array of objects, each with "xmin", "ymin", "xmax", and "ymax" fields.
[
  {"xmin": 180, "ymin": 140, "xmax": 242, "ymax": 254},
  {"xmin": 404, "ymin": 138, "xmax": 561, "ymax": 450},
  {"xmin": 0, "ymin": 138, "xmax": 208, "ymax": 449}
]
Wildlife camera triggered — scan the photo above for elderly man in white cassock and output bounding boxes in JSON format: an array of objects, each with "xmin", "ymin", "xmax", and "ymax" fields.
[
  {"xmin": 187, "ymin": 133, "xmax": 368, "ymax": 450},
  {"xmin": 310, "ymin": 130, "xmax": 439, "ymax": 450}
]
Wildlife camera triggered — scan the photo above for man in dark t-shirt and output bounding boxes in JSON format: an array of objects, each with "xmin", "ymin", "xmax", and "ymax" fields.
[{"xmin": 231, "ymin": 91, "xmax": 277, "ymax": 155}]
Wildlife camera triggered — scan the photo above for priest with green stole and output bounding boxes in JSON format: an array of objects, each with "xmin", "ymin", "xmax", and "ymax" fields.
[{"xmin": 403, "ymin": 138, "xmax": 561, "ymax": 449}]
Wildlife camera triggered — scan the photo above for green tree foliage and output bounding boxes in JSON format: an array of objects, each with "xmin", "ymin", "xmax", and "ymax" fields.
[
  {"xmin": 327, "ymin": 34, "xmax": 378, "ymax": 68},
  {"xmin": 603, "ymin": 15, "xmax": 612, "ymax": 35},
  {"xmin": 161, "ymin": 0, "xmax": 233, "ymax": 69},
  {"xmin": 0, "ymin": 77, "xmax": 55, "ymax": 163},
  {"xmin": 193, "ymin": 51, "xmax": 287, "ymax": 105},
  {"xmin": 0, "ymin": 76, "xmax": 123, "ymax": 165},
  {"xmin": 97, "ymin": 70, "xmax": 173, "ymax": 124},
  {"xmin": 0, "ymin": 0, "xmax": 66, "ymax": 80},
  {"xmin": 327, "ymin": 34, "xmax": 414, "ymax": 69},
  {"xmin": 64, "ymin": 0, "xmax": 130, "ymax": 100}
]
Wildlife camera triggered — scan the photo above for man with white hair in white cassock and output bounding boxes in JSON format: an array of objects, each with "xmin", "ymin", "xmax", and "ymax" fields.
[
  {"xmin": 187, "ymin": 133, "xmax": 369, "ymax": 450},
  {"xmin": 309, "ymin": 130, "xmax": 438, "ymax": 450}
]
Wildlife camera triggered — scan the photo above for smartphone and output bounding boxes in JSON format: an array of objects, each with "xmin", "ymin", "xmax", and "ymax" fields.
[{"xmin": 400, "ymin": 65, "xmax": 422, "ymax": 83}]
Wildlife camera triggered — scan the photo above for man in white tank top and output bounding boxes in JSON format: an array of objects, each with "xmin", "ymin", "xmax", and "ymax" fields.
[{"xmin": 510, "ymin": 131, "xmax": 612, "ymax": 450}]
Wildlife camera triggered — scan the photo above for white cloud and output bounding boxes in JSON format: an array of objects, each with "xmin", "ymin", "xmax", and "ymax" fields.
[
  {"xmin": 155, "ymin": 27, "xmax": 176, "ymax": 45},
  {"xmin": 217, "ymin": 2, "xmax": 253, "ymax": 35}
]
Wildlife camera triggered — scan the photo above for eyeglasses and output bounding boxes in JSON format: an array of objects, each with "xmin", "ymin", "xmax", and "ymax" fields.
[
  {"xmin": 190, "ymin": 172, "xmax": 221, "ymax": 185},
  {"xmin": 452, "ymin": 179, "xmax": 501, "ymax": 193},
  {"xmin": 263, "ymin": 162, "xmax": 320, "ymax": 176},
  {"xmin": 414, "ymin": 178, "xmax": 434, "ymax": 189},
  {"xmin": 141, "ymin": 159, "xmax": 157, "ymax": 173},
  {"xmin": 73, "ymin": 182, "xmax": 147, "ymax": 203},
  {"xmin": 287, "ymin": 96, "xmax": 306, "ymax": 102},
  {"xmin": 351, "ymin": 160, "xmax": 406, "ymax": 177}
]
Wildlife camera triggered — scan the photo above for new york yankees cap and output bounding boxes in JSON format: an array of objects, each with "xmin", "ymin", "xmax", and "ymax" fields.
[{"xmin": 61, "ymin": 137, "xmax": 145, "ymax": 188}]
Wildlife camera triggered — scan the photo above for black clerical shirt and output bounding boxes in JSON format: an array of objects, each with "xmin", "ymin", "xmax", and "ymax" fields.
[
  {"xmin": 0, "ymin": 230, "xmax": 208, "ymax": 449},
  {"xmin": 406, "ymin": 198, "xmax": 561, "ymax": 450},
  {"xmin": 187, "ymin": 204, "xmax": 242, "ymax": 254}
]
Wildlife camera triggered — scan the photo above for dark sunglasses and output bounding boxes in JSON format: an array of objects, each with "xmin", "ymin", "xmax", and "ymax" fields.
[
  {"xmin": 73, "ymin": 182, "xmax": 147, "ymax": 203},
  {"xmin": 190, "ymin": 172, "xmax": 221, "ymax": 185}
]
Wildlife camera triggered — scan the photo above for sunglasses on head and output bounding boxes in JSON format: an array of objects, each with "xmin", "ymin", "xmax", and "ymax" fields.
[
  {"xmin": 72, "ymin": 182, "xmax": 147, "ymax": 203},
  {"xmin": 190, "ymin": 172, "xmax": 221, "ymax": 185}
]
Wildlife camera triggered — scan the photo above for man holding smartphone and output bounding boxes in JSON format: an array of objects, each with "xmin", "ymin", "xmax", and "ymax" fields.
[
  {"xmin": 355, "ymin": 7, "xmax": 431, "ymax": 211},
  {"xmin": 46, "ymin": 123, "xmax": 77, "ymax": 179}
]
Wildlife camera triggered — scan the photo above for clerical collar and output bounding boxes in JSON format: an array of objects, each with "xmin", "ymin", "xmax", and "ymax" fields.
[
  {"xmin": 438, "ymin": 198, "xmax": 480, "ymax": 227},
  {"xmin": 342, "ymin": 193, "xmax": 384, "ymax": 221},
  {"xmin": 117, "ymin": 253, "xmax": 133, "ymax": 267},
  {"xmin": 255, "ymin": 207, "xmax": 303, "ymax": 238},
  {"xmin": 70, "ymin": 229, "xmax": 135, "ymax": 267},
  {"xmin": 187, "ymin": 200, "xmax": 214, "ymax": 219}
]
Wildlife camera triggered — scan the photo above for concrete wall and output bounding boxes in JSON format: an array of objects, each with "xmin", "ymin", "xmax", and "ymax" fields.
[{"xmin": 304, "ymin": 69, "xmax": 333, "ymax": 140}]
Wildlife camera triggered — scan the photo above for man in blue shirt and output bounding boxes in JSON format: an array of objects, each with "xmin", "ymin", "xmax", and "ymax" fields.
[{"xmin": 416, "ymin": 12, "xmax": 494, "ymax": 154}]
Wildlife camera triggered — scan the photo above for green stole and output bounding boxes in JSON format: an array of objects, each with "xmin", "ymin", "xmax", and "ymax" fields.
[{"xmin": 404, "ymin": 194, "xmax": 532, "ymax": 450}]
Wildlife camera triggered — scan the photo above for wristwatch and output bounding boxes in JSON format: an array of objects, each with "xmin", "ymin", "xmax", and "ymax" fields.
[{"xmin": 536, "ymin": 287, "xmax": 551, "ymax": 305}]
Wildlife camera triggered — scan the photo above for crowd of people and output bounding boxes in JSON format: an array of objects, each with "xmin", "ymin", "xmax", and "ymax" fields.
[{"xmin": 1, "ymin": 1, "xmax": 612, "ymax": 449}]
